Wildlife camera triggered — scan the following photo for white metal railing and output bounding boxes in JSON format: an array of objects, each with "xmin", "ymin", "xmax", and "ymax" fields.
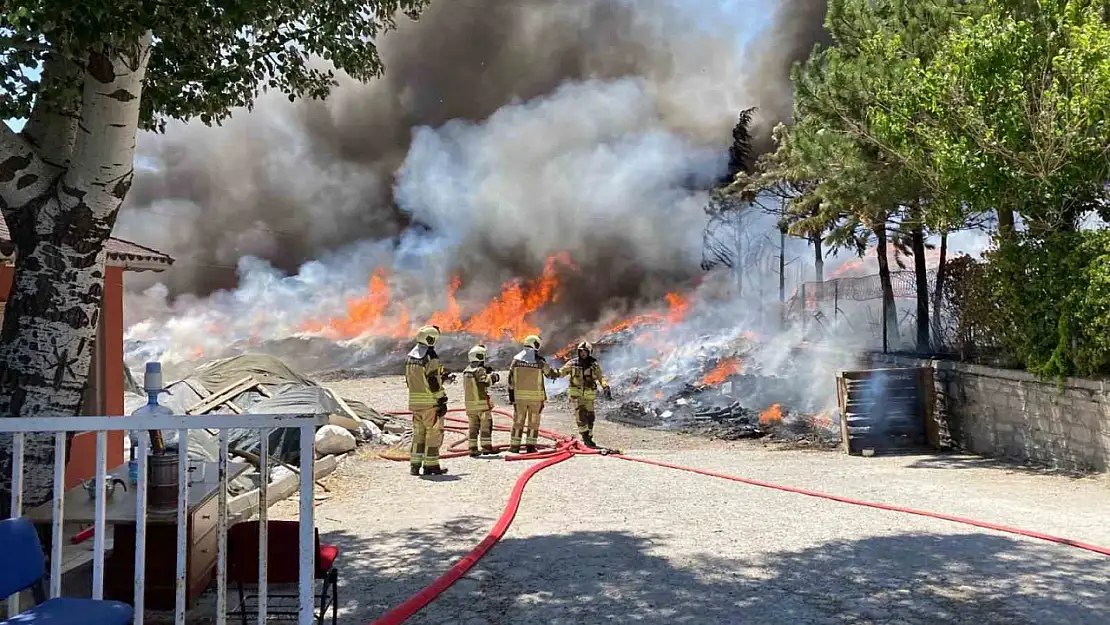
[{"xmin": 2, "ymin": 412, "xmax": 328, "ymax": 625}]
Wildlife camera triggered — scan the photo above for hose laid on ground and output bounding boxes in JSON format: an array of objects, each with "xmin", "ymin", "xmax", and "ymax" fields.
[
  {"xmin": 370, "ymin": 451, "xmax": 574, "ymax": 624},
  {"xmin": 371, "ymin": 411, "xmax": 1110, "ymax": 625},
  {"xmin": 614, "ymin": 454, "xmax": 1110, "ymax": 557}
]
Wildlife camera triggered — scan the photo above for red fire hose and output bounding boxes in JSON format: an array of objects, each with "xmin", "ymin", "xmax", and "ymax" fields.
[{"xmin": 371, "ymin": 409, "xmax": 1110, "ymax": 625}]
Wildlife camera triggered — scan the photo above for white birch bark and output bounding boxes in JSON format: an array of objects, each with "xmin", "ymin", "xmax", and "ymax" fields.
[{"xmin": 0, "ymin": 33, "xmax": 153, "ymax": 513}]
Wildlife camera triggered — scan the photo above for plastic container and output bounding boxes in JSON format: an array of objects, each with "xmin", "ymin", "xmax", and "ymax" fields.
[{"xmin": 129, "ymin": 362, "xmax": 178, "ymax": 507}]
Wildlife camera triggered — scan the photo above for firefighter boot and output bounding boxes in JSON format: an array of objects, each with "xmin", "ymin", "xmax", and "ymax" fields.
[
  {"xmin": 479, "ymin": 411, "xmax": 496, "ymax": 455},
  {"xmin": 525, "ymin": 445, "xmax": 538, "ymax": 454},
  {"xmin": 409, "ymin": 440, "xmax": 426, "ymax": 475},
  {"xmin": 467, "ymin": 412, "xmax": 481, "ymax": 457},
  {"xmin": 422, "ymin": 445, "xmax": 448, "ymax": 475},
  {"xmin": 584, "ymin": 410, "xmax": 599, "ymax": 448}
]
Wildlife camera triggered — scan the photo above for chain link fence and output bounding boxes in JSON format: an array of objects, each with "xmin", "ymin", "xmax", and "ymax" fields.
[{"xmin": 783, "ymin": 265, "xmax": 995, "ymax": 359}]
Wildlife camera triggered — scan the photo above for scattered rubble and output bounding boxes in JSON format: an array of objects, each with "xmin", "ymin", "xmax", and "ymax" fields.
[
  {"xmin": 587, "ymin": 334, "xmax": 842, "ymax": 447},
  {"xmin": 125, "ymin": 354, "xmax": 391, "ymax": 494},
  {"xmin": 315, "ymin": 425, "xmax": 358, "ymax": 455}
]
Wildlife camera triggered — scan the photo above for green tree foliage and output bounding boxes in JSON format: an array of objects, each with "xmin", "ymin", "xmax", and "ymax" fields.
[
  {"xmin": 2, "ymin": 0, "xmax": 430, "ymax": 131},
  {"xmin": 949, "ymin": 231, "xmax": 1110, "ymax": 378},
  {"xmin": 743, "ymin": 0, "xmax": 1110, "ymax": 371},
  {"xmin": 865, "ymin": 0, "xmax": 1110, "ymax": 233}
]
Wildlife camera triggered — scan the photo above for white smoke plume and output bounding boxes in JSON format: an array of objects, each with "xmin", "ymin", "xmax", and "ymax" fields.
[{"xmin": 119, "ymin": 0, "xmax": 839, "ymax": 381}]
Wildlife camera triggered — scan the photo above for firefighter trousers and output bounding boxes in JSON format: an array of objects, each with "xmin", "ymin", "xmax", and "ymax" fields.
[
  {"xmin": 510, "ymin": 401, "xmax": 544, "ymax": 448},
  {"xmin": 467, "ymin": 410, "xmax": 494, "ymax": 453},
  {"xmin": 410, "ymin": 406, "xmax": 445, "ymax": 470},
  {"xmin": 571, "ymin": 395, "xmax": 597, "ymax": 439}
]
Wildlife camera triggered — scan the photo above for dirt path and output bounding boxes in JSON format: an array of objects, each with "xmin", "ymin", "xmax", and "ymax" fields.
[{"xmin": 271, "ymin": 377, "xmax": 1110, "ymax": 624}]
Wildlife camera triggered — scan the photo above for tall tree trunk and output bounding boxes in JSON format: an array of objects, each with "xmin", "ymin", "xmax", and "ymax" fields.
[
  {"xmin": 911, "ymin": 225, "xmax": 929, "ymax": 352},
  {"xmin": 733, "ymin": 209, "xmax": 743, "ymax": 297},
  {"xmin": 779, "ymin": 226, "xmax": 786, "ymax": 328},
  {"xmin": 0, "ymin": 35, "xmax": 152, "ymax": 515},
  {"xmin": 931, "ymin": 232, "xmax": 948, "ymax": 350},
  {"xmin": 875, "ymin": 224, "xmax": 899, "ymax": 350},
  {"xmin": 997, "ymin": 208, "xmax": 1015, "ymax": 241},
  {"xmin": 812, "ymin": 234, "xmax": 824, "ymax": 282}
]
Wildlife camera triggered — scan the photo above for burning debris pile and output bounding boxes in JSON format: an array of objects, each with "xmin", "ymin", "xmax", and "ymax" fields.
[
  {"xmin": 544, "ymin": 289, "xmax": 847, "ymax": 447},
  {"xmin": 128, "ymin": 245, "xmax": 856, "ymax": 454},
  {"xmin": 600, "ymin": 347, "xmax": 840, "ymax": 446}
]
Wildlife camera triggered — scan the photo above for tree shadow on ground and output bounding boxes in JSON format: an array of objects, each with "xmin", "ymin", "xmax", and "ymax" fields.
[
  {"xmin": 904, "ymin": 452, "xmax": 1096, "ymax": 478},
  {"xmin": 323, "ymin": 519, "xmax": 1110, "ymax": 625}
]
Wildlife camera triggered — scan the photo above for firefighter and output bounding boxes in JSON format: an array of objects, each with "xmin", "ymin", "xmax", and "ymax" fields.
[
  {"xmin": 404, "ymin": 325, "xmax": 449, "ymax": 475},
  {"xmin": 558, "ymin": 341, "xmax": 612, "ymax": 448},
  {"xmin": 463, "ymin": 344, "xmax": 500, "ymax": 456},
  {"xmin": 507, "ymin": 334, "xmax": 560, "ymax": 453}
]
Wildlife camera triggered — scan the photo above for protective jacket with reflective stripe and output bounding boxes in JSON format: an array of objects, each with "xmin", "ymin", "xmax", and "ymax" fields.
[
  {"xmin": 405, "ymin": 344, "xmax": 446, "ymax": 409},
  {"xmin": 560, "ymin": 356, "xmax": 607, "ymax": 399},
  {"xmin": 463, "ymin": 365, "xmax": 494, "ymax": 412},
  {"xmin": 508, "ymin": 350, "xmax": 555, "ymax": 402}
]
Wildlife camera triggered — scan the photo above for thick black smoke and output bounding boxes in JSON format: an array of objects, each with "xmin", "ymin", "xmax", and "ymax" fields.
[{"xmin": 117, "ymin": 0, "xmax": 828, "ymax": 303}]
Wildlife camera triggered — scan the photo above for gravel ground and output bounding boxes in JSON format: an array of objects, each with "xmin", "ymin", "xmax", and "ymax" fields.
[{"xmin": 267, "ymin": 376, "xmax": 1110, "ymax": 625}]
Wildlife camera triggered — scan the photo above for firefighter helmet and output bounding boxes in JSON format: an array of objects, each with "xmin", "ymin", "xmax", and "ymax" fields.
[
  {"xmin": 416, "ymin": 325, "xmax": 440, "ymax": 346},
  {"xmin": 576, "ymin": 341, "xmax": 593, "ymax": 357},
  {"xmin": 522, "ymin": 334, "xmax": 542, "ymax": 350},
  {"xmin": 468, "ymin": 344, "xmax": 487, "ymax": 363}
]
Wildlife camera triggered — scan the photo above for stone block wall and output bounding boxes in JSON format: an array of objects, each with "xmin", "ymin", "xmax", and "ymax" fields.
[{"xmin": 868, "ymin": 353, "xmax": 1110, "ymax": 472}]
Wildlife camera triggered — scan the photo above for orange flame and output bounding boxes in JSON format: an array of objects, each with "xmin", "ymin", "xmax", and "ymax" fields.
[
  {"xmin": 463, "ymin": 253, "xmax": 573, "ymax": 341},
  {"xmin": 427, "ymin": 275, "xmax": 463, "ymax": 332},
  {"xmin": 555, "ymin": 291, "xmax": 690, "ymax": 358},
  {"xmin": 699, "ymin": 357, "xmax": 740, "ymax": 386},
  {"xmin": 303, "ymin": 269, "xmax": 412, "ymax": 339},
  {"xmin": 807, "ymin": 411, "xmax": 833, "ymax": 429},
  {"xmin": 760, "ymin": 404, "xmax": 784, "ymax": 424},
  {"xmin": 598, "ymin": 291, "xmax": 689, "ymax": 335},
  {"xmin": 301, "ymin": 255, "xmax": 576, "ymax": 341}
]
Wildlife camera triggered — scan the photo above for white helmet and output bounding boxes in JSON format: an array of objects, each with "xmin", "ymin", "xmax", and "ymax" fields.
[
  {"xmin": 576, "ymin": 341, "xmax": 593, "ymax": 357},
  {"xmin": 468, "ymin": 344, "xmax": 487, "ymax": 363},
  {"xmin": 523, "ymin": 334, "xmax": 542, "ymax": 350},
  {"xmin": 416, "ymin": 325, "xmax": 440, "ymax": 346}
]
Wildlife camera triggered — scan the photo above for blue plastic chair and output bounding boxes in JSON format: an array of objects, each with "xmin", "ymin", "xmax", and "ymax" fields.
[{"xmin": 0, "ymin": 518, "xmax": 133, "ymax": 624}]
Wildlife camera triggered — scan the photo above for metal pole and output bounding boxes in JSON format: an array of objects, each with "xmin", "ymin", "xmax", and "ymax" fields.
[
  {"xmin": 49, "ymin": 433, "xmax": 66, "ymax": 598},
  {"xmin": 92, "ymin": 431, "xmax": 108, "ymax": 599},
  {"xmin": 216, "ymin": 430, "xmax": 229, "ymax": 625},
  {"xmin": 8, "ymin": 432, "xmax": 24, "ymax": 616},
  {"xmin": 298, "ymin": 425, "xmax": 316, "ymax": 625},
  {"xmin": 174, "ymin": 430, "xmax": 188, "ymax": 625},
  {"xmin": 134, "ymin": 431, "xmax": 149, "ymax": 625},
  {"xmin": 834, "ymin": 282, "xmax": 839, "ymax": 322}
]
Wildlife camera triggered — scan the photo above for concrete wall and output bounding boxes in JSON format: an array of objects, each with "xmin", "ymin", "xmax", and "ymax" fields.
[{"xmin": 869, "ymin": 353, "xmax": 1110, "ymax": 472}]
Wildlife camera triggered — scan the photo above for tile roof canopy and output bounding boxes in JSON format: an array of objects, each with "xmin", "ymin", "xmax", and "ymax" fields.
[{"xmin": 0, "ymin": 217, "xmax": 174, "ymax": 272}]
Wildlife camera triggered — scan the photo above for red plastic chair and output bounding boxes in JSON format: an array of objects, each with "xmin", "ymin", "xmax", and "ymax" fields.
[{"xmin": 226, "ymin": 520, "xmax": 340, "ymax": 625}]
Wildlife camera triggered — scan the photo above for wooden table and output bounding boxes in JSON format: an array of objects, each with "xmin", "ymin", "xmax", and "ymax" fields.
[{"xmin": 25, "ymin": 460, "xmax": 250, "ymax": 610}]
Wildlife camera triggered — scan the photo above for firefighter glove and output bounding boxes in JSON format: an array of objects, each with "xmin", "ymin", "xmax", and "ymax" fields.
[
  {"xmin": 508, "ymin": 389, "xmax": 515, "ymax": 404},
  {"xmin": 490, "ymin": 372, "xmax": 500, "ymax": 384}
]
